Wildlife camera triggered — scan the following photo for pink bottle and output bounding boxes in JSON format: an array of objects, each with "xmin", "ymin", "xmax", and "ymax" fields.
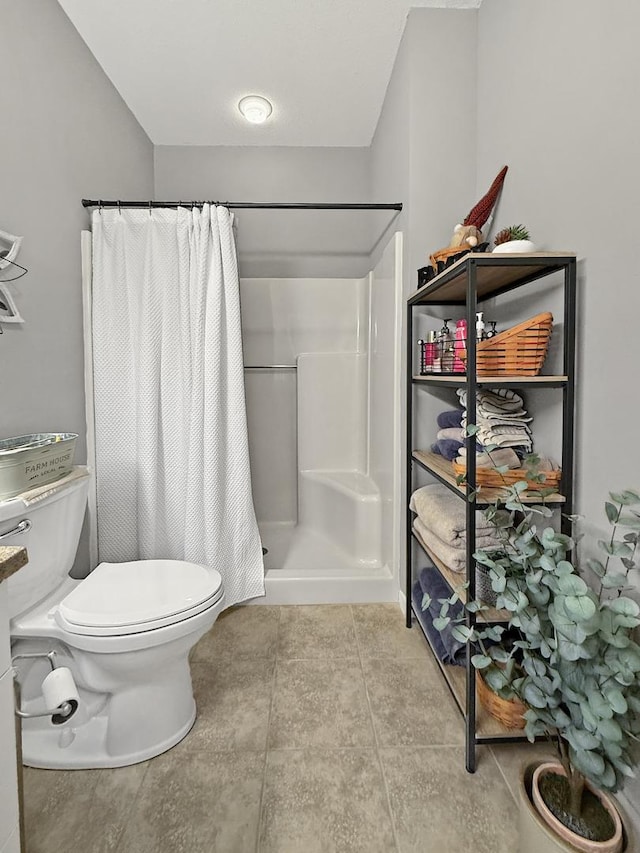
[{"xmin": 453, "ymin": 319, "xmax": 467, "ymax": 373}]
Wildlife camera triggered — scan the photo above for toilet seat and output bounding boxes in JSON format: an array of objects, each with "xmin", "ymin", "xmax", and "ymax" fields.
[{"xmin": 55, "ymin": 560, "xmax": 224, "ymax": 637}]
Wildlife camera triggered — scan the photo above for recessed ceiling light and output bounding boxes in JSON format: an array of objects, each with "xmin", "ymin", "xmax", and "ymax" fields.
[{"xmin": 238, "ymin": 95, "xmax": 273, "ymax": 124}]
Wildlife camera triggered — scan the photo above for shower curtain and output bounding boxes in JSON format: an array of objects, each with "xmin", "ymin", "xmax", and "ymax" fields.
[{"xmin": 89, "ymin": 204, "xmax": 264, "ymax": 607}]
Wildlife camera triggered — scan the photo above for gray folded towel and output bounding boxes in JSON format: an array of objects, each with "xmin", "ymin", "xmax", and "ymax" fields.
[
  {"xmin": 410, "ymin": 482, "xmax": 502, "ymax": 543},
  {"xmin": 436, "ymin": 427, "xmax": 464, "ymax": 442},
  {"xmin": 413, "ymin": 518, "xmax": 502, "ymax": 573},
  {"xmin": 456, "ymin": 447, "xmax": 521, "ymax": 469}
]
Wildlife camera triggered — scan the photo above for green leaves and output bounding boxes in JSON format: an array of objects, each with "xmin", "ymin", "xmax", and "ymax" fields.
[
  {"xmin": 607, "ymin": 597, "xmax": 639, "ymax": 618},
  {"xmin": 522, "ymin": 682, "xmax": 547, "ymax": 708},
  {"xmin": 424, "ymin": 483, "xmax": 640, "ymax": 796},
  {"xmin": 609, "ymin": 490, "xmax": 640, "ymax": 506},
  {"xmin": 605, "ymin": 501, "xmax": 620, "ymax": 523}
]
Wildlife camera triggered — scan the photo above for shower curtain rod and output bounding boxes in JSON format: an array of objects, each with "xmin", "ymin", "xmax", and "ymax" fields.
[{"xmin": 82, "ymin": 199, "xmax": 402, "ymax": 211}]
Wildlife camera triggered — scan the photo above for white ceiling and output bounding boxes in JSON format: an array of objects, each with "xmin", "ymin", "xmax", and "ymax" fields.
[{"xmin": 57, "ymin": 0, "xmax": 480, "ymax": 147}]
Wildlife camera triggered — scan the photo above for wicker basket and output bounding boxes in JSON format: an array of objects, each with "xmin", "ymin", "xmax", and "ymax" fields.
[
  {"xmin": 477, "ymin": 672, "xmax": 527, "ymax": 729},
  {"xmin": 461, "ymin": 312, "xmax": 553, "ymax": 376},
  {"xmin": 452, "ymin": 461, "xmax": 561, "ymax": 492}
]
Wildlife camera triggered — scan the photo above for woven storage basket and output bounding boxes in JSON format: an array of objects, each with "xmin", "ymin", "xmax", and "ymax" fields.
[
  {"xmin": 462, "ymin": 311, "xmax": 553, "ymax": 376},
  {"xmin": 477, "ymin": 672, "xmax": 527, "ymax": 729},
  {"xmin": 452, "ymin": 461, "xmax": 561, "ymax": 492}
]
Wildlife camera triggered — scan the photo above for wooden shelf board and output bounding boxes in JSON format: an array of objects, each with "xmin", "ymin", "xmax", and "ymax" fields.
[
  {"xmin": 412, "ymin": 450, "xmax": 565, "ymax": 505},
  {"xmin": 411, "ymin": 528, "xmax": 509, "ymax": 623},
  {"xmin": 409, "ymin": 252, "xmax": 576, "ymax": 305},
  {"xmin": 412, "ymin": 374, "xmax": 568, "ymax": 387}
]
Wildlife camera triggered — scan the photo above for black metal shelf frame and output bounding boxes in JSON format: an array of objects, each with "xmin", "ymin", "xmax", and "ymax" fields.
[{"xmin": 404, "ymin": 253, "xmax": 577, "ymax": 773}]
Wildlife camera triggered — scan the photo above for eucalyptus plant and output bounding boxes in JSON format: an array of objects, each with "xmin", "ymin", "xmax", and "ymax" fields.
[{"xmin": 422, "ymin": 456, "xmax": 640, "ymax": 819}]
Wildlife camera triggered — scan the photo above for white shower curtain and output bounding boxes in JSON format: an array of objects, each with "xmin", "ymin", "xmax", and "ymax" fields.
[{"xmin": 90, "ymin": 204, "xmax": 264, "ymax": 606}]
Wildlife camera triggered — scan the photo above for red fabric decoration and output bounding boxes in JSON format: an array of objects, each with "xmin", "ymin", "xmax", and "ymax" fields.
[{"xmin": 463, "ymin": 166, "xmax": 509, "ymax": 229}]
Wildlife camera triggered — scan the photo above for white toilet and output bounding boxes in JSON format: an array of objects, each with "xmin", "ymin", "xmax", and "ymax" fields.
[{"xmin": 3, "ymin": 467, "xmax": 226, "ymax": 769}]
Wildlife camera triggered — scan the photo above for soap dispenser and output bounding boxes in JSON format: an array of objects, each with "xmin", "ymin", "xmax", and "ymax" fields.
[{"xmin": 438, "ymin": 318, "xmax": 455, "ymax": 373}]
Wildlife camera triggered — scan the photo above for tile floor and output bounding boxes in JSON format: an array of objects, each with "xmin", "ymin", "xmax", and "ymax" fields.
[{"xmin": 22, "ymin": 604, "xmax": 551, "ymax": 853}]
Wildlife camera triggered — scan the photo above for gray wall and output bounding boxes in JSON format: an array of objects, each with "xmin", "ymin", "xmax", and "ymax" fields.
[
  {"xmin": 155, "ymin": 146, "xmax": 373, "ymax": 277},
  {"xmin": 370, "ymin": 7, "xmax": 479, "ymax": 594},
  {"xmin": 370, "ymin": 8, "xmax": 478, "ymax": 287},
  {"xmin": 477, "ymin": 0, "xmax": 640, "ymax": 532},
  {"xmin": 0, "ymin": 0, "xmax": 154, "ymax": 569},
  {"xmin": 477, "ymin": 0, "xmax": 640, "ymax": 820}
]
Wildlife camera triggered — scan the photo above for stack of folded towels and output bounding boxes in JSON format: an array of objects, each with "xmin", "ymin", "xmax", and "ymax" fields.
[
  {"xmin": 430, "ymin": 409, "xmax": 466, "ymax": 461},
  {"xmin": 457, "ymin": 387, "xmax": 533, "ymax": 461},
  {"xmin": 411, "ymin": 566, "xmax": 466, "ymax": 666},
  {"xmin": 409, "ymin": 482, "xmax": 502, "ymax": 573}
]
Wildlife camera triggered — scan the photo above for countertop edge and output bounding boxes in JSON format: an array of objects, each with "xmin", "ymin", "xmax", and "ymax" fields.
[{"xmin": 0, "ymin": 546, "xmax": 28, "ymax": 582}]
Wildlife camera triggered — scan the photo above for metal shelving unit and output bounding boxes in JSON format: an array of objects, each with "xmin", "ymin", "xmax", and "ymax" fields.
[{"xmin": 405, "ymin": 252, "xmax": 577, "ymax": 772}]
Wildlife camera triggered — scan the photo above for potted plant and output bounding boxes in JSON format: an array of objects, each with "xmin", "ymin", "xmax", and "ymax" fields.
[
  {"xmin": 492, "ymin": 223, "xmax": 536, "ymax": 253},
  {"xmin": 422, "ymin": 456, "xmax": 640, "ymax": 852}
]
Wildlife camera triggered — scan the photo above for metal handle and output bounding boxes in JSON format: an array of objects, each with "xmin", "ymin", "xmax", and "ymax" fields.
[{"xmin": 0, "ymin": 519, "xmax": 31, "ymax": 540}]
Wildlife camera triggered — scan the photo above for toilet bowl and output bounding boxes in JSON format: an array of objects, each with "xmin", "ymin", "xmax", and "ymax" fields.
[{"xmin": 3, "ymin": 467, "xmax": 226, "ymax": 769}]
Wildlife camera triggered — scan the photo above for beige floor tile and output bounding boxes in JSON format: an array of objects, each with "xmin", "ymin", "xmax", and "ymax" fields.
[
  {"xmin": 24, "ymin": 762, "xmax": 148, "ymax": 853},
  {"xmin": 116, "ymin": 748, "xmax": 264, "ymax": 853},
  {"xmin": 177, "ymin": 658, "xmax": 275, "ymax": 753},
  {"xmin": 380, "ymin": 746, "xmax": 519, "ymax": 853},
  {"xmin": 268, "ymin": 659, "xmax": 375, "ymax": 749},
  {"xmin": 362, "ymin": 658, "xmax": 464, "ymax": 747},
  {"xmin": 191, "ymin": 604, "xmax": 280, "ymax": 661},
  {"xmin": 352, "ymin": 604, "xmax": 428, "ymax": 658},
  {"xmin": 490, "ymin": 741, "xmax": 557, "ymax": 803},
  {"xmin": 276, "ymin": 605, "xmax": 358, "ymax": 659},
  {"xmin": 259, "ymin": 749, "xmax": 397, "ymax": 853}
]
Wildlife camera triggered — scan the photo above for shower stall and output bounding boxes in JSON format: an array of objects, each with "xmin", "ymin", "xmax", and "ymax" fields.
[{"xmin": 242, "ymin": 232, "xmax": 403, "ymax": 604}]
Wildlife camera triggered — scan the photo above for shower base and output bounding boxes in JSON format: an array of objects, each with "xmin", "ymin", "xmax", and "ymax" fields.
[{"xmin": 253, "ymin": 522, "xmax": 395, "ymax": 605}]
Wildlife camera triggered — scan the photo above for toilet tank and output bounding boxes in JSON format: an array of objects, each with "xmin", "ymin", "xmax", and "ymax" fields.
[{"xmin": 0, "ymin": 468, "xmax": 90, "ymax": 619}]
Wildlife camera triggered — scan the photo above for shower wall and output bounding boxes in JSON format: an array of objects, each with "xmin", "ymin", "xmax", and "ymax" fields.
[
  {"xmin": 240, "ymin": 232, "xmax": 402, "ymax": 603},
  {"xmin": 240, "ymin": 276, "xmax": 368, "ymax": 526}
]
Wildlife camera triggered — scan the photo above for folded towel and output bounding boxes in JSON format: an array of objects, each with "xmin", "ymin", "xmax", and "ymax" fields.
[
  {"xmin": 436, "ymin": 409, "xmax": 464, "ymax": 429},
  {"xmin": 457, "ymin": 451, "xmax": 558, "ymax": 472},
  {"xmin": 412, "ymin": 581, "xmax": 453, "ymax": 664},
  {"xmin": 431, "ymin": 438, "xmax": 464, "ymax": 461},
  {"xmin": 410, "ymin": 483, "xmax": 495, "ymax": 543},
  {"xmin": 413, "ymin": 567, "xmax": 466, "ymax": 666},
  {"xmin": 455, "ymin": 447, "xmax": 521, "ymax": 469},
  {"xmin": 457, "ymin": 387, "xmax": 525, "ymax": 413},
  {"xmin": 413, "ymin": 518, "xmax": 502, "ymax": 573},
  {"xmin": 413, "ymin": 518, "xmax": 466, "ymax": 573},
  {"xmin": 437, "ymin": 427, "xmax": 464, "ymax": 442}
]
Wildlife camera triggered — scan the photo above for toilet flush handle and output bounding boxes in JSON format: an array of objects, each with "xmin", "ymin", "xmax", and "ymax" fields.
[{"xmin": 0, "ymin": 519, "xmax": 31, "ymax": 540}]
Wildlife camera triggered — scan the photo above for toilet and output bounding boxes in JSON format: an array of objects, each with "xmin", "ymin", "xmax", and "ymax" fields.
[{"xmin": 3, "ymin": 467, "xmax": 226, "ymax": 769}]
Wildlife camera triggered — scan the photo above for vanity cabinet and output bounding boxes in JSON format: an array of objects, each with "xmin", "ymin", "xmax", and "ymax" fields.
[
  {"xmin": 0, "ymin": 549, "xmax": 28, "ymax": 853},
  {"xmin": 405, "ymin": 252, "xmax": 577, "ymax": 772}
]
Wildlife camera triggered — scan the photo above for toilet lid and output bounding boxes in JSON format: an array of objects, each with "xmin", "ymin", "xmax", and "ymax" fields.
[{"xmin": 57, "ymin": 560, "xmax": 223, "ymax": 635}]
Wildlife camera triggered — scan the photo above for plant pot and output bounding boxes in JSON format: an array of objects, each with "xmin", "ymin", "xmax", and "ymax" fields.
[
  {"xmin": 518, "ymin": 762, "xmax": 629, "ymax": 853},
  {"xmin": 532, "ymin": 763, "xmax": 623, "ymax": 853},
  {"xmin": 492, "ymin": 239, "xmax": 536, "ymax": 253}
]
